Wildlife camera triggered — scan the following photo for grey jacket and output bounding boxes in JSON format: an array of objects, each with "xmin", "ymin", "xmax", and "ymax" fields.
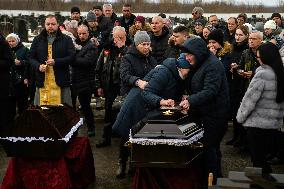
[{"xmin": 236, "ymin": 65, "xmax": 284, "ymax": 129}]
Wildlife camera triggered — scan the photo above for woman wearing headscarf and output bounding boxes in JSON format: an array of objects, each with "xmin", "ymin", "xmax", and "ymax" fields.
[
  {"xmin": 237, "ymin": 42, "xmax": 284, "ymax": 175},
  {"xmin": 6, "ymin": 33, "xmax": 30, "ymax": 114}
]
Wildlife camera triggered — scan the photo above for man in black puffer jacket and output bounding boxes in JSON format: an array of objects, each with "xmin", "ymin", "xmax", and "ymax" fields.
[
  {"xmin": 72, "ymin": 25, "xmax": 98, "ymax": 137},
  {"xmin": 0, "ymin": 32, "xmax": 15, "ymax": 133},
  {"xmin": 29, "ymin": 15, "xmax": 75, "ymax": 106},
  {"xmin": 149, "ymin": 16, "xmax": 171, "ymax": 64},
  {"xmin": 179, "ymin": 38, "xmax": 230, "ymax": 185}
]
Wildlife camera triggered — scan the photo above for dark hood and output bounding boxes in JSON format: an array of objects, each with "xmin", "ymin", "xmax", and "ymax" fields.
[
  {"xmin": 161, "ymin": 58, "xmax": 180, "ymax": 80},
  {"xmin": 180, "ymin": 38, "xmax": 210, "ymax": 67}
]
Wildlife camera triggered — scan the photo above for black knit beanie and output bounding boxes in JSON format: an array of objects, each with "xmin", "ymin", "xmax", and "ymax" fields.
[{"xmin": 207, "ymin": 29, "xmax": 224, "ymax": 47}]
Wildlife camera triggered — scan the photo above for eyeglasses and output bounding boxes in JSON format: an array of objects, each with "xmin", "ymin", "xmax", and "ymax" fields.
[{"xmin": 192, "ymin": 12, "xmax": 198, "ymax": 15}]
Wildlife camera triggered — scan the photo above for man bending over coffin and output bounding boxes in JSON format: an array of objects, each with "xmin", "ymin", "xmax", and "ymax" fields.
[{"xmin": 112, "ymin": 54, "xmax": 191, "ymax": 177}]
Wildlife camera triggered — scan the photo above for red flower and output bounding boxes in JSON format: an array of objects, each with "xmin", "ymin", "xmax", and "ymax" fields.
[{"xmin": 104, "ymin": 50, "xmax": 110, "ymax": 56}]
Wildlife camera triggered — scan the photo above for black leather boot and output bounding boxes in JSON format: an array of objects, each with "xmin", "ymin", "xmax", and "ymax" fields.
[{"xmin": 116, "ymin": 162, "xmax": 126, "ymax": 179}]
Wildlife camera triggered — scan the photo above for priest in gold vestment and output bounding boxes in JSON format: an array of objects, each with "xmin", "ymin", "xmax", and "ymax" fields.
[{"xmin": 29, "ymin": 15, "xmax": 75, "ymax": 106}]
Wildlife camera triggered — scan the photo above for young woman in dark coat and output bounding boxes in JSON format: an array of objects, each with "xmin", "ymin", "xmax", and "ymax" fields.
[
  {"xmin": 6, "ymin": 33, "xmax": 30, "ymax": 114},
  {"xmin": 227, "ymin": 25, "xmax": 249, "ymax": 146}
]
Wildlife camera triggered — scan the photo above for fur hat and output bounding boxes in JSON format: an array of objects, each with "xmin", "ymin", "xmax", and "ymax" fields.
[
  {"xmin": 71, "ymin": 6, "xmax": 80, "ymax": 14},
  {"xmin": 264, "ymin": 20, "xmax": 277, "ymax": 30},
  {"xmin": 207, "ymin": 29, "xmax": 224, "ymax": 46},
  {"xmin": 86, "ymin": 11, "xmax": 96, "ymax": 22},
  {"xmin": 135, "ymin": 16, "xmax": 145, "ymax": 25},
  {"xmin": 134, "ymin": 30, "xmax": 150, "ymax": 46},
  {"xmin": 176, "ymin": 53, "xmax": 190, "ymax": 69}
]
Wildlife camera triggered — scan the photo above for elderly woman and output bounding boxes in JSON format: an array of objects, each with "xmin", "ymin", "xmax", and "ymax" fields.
[
  {"xmin": 113, "ymin": 53, "xmax": 191, "ymax": 179},
  {"xmin": 6, "ymin": 33, "xmax": 29, "ymax": 114},
  {"xmin": 237, "ymin": 42, "xmax": 284, "ymax": 175}
]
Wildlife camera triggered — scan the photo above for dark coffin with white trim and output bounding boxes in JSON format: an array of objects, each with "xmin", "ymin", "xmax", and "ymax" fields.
[{"xmin": 0, "ymin": 104, "xmax": 82, "ymax": 158}]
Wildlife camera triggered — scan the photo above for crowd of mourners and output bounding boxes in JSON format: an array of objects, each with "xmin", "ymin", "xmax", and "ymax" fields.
[{"xmin": 0, "ymin": 4, "xmax": 284, "ymax": 187}]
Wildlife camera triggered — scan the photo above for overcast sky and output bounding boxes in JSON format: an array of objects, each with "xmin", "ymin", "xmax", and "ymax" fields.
[{"xmin": 204, "ymin": 0, "xmax": 281, "ymax": 6}]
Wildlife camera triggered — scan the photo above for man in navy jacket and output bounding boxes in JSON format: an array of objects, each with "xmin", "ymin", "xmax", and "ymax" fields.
[{"xmin": 179, "ymin": 38, "xmax": 230, "ymax": 185}]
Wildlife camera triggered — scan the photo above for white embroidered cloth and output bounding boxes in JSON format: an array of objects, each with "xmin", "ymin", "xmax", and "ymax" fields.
[
  {"xmin": 0, "ymin": 118, "xmax": 83, "ymax": 143},
  {"xmin": 129, "ymin": 129, "xmax": 204, "ymax": 146}
]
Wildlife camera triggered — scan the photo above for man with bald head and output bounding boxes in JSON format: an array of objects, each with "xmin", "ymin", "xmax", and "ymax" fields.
[
  {"xmin": 149, "ymin": 16, "xmax": 171, "ymax": 64},
  {"xmin": 71, "ymin": 25, "xmax": 98, "ymax": 136},
  {"xmin": 96, "ymin": 26, "xmax": 129, "ymax": 147}
]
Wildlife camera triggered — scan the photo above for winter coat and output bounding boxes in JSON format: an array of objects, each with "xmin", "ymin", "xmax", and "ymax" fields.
[
  {"xmin": 224, "ymin": 29, "xmax": 236, "ymax": 44},
  {"xmin": 96, "ymin": 44, "xmax": 128, "ymax": 90},
  {"xmin": 236, "ymin": 65, "xmax": 284, "ymax": 129},
  {"xmin": 10, "ymin": 43, "xmax": 29, "ymax": 85},
  {"xmin": 237, "ymin": 48, "xmax": 260, "ymax": 96},
  {"xmin": 71, "ymin": 40, "xmax": 97, "ymax": 94},
  {"xmin": 118, "ymin": 14, "xmax": 136, "ymax": 34},
  {"xmin": 109, "ymin": 12, "xmax": 119, "ymax": 24},
  {"xmin": 120, "ymin": 46, "xmax": 157, "ymax": 95},
  {"xmin": 142, "ymin": 58, "xmax": 183, "ymax": 108},
  {"xmin": 216, "ymin": 41, "xmax": 233, "ymax": 86},
  {"xmin": 113, "ymin": 58, "xmax": 184, "ymax": 138},
  {"xmin": 29, "ymin": 29, "xmax": 75, "ymax": 88},
  {"xmin": 149, "ymin": 26, "xmax": 171, "ymax": 64},
  {"xmin": 184, "ymin": 38, "xmax": 230, "ymax": 147},
  {"xmin": 0, "ymin": 33, "xmax": 14, "ymax": 99},
  {"xmin": 230, "ymin": 40, "xmax": 249, "ymax": 114}
]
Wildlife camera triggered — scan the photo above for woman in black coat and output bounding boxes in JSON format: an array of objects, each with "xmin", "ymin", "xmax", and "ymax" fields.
[
  {"xmin": 6, "ymin": 33, "xmax": 30, "ymax": 114},
  {"xmin": 0, "ymin": 32, "xmax": 15, "ymax": 132},
  {"xmin": 227, "ymin": 25, "xmax": 249, "ymax": 146},
  {"xmin": 120, "ymin": 31, "xmax": 157, "ymax": 96}
]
